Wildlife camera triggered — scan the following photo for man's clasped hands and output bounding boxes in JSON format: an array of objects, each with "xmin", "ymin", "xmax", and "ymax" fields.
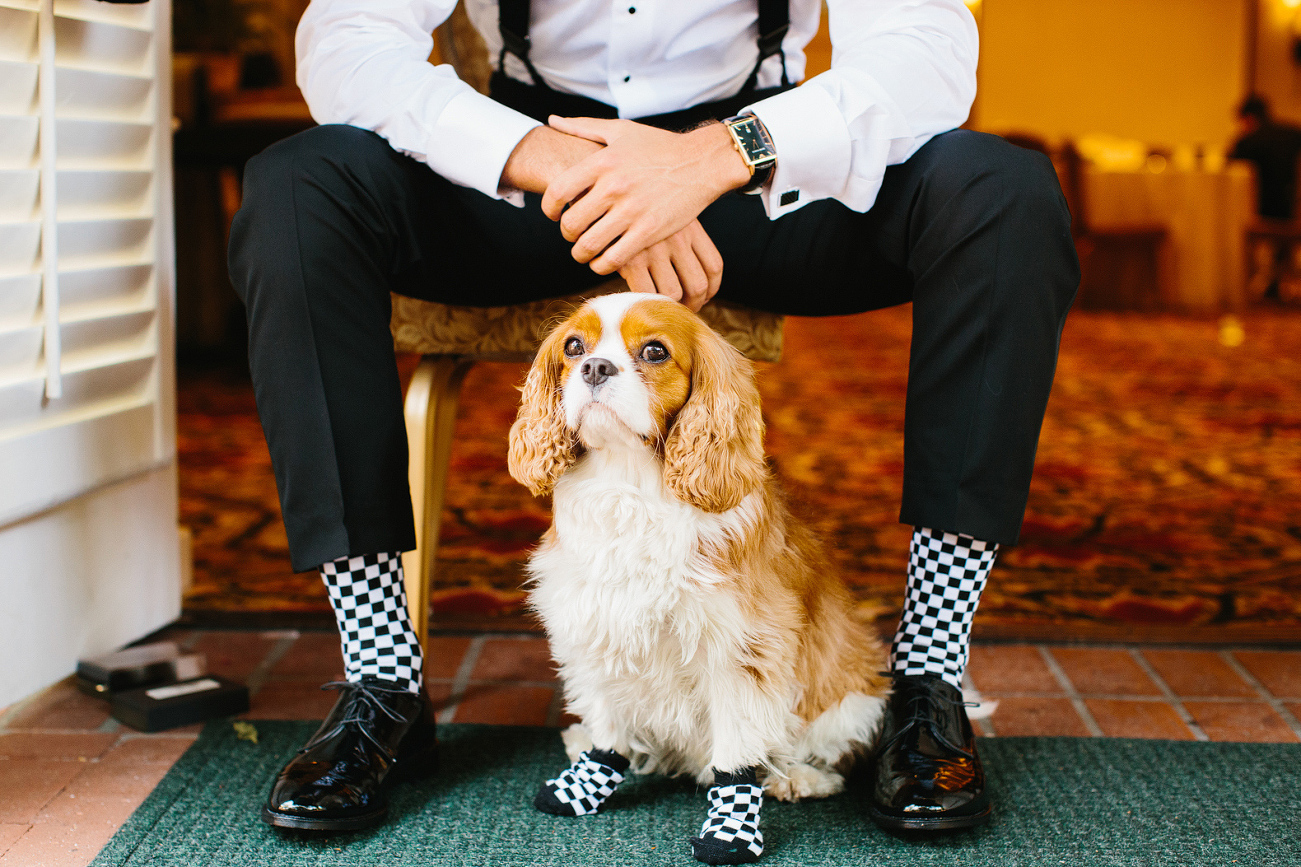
[{"xmin": 501, "ymin": 115, "xmax": 754, "ymax": 310}]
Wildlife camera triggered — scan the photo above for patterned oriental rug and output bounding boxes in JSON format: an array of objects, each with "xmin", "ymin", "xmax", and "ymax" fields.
[{"xmin": 178, "ymin": 305, "xmax": 1301, "ymax": 643}]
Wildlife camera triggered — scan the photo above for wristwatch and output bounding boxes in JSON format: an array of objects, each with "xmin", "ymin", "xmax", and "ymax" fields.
[{"xmin": 723, "ymin": 114, "xmax": 776, "ymax": 195}]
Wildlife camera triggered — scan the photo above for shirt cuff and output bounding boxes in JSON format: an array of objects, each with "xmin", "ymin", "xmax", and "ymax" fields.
[
  {"xmin": 745, "ymin": 84, "xmax": 853, "ymax": 219},
  {"xmin": 424, "ymin": 89, "xmax": 542, "ymax": 205}
]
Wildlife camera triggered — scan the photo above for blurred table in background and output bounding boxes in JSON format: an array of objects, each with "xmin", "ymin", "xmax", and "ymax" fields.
[{"xmin": 1083, "ymin": 162, "xmax": 1254, "ymax": 313}]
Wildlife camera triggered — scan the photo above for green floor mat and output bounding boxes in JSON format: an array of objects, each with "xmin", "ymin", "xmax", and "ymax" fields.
[{"xmin": 92, "ymin": 722, "xmax": 1301, "ymax": 866}]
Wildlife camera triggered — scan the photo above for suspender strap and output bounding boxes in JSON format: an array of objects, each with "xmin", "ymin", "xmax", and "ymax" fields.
[
  {"xmin": 497, "ymin": 0, "xmax": 790, "ymax": 95},
  {"xmin": 745, "ymin": 0, "xmax": 790, "ymax": 91},
  {"xmin": 497, "ymin": 0, "xmax": 552, "ymax": 90}
]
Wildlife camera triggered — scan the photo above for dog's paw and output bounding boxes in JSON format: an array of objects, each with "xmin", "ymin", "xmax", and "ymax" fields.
[
  {"xmin": 561, "ymin": 723, "xmax": 594, "ymax": 764},
  {"xmin": 764, "ymin": 763, "xmax": 843, "ymax": 801}
]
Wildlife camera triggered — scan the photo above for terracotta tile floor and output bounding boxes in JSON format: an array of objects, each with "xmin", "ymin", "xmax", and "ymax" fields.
[{"xmin": 1, "ymin": 630, "xmax": 1298, "ymax": 866}]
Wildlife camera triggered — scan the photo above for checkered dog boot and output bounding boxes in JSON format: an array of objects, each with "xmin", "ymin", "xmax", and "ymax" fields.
[
  {"xmin": 534, "ymin": 748, "xmax": 630, "ymax": 816},
  {"xmin": 691, "ymin": 768, "xmax": 764, "ymax": 865}
]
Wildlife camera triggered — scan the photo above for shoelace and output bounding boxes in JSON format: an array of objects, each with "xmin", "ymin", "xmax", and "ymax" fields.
[
  {"xmin": 299, "ymin": 680, "xmax": 410, "ymax": 759},
  {"xmin": 878, "ymin": 674, "xmax": 976, "ymax": 760}
]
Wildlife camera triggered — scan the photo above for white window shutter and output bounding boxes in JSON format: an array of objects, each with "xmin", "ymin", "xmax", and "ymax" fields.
[{"xmin": 0, "ymin": 0, "xmax": 175, "ymax": 526}]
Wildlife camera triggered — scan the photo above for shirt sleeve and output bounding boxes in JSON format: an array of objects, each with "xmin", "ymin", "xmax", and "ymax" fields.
[
  {"xmin": 295, "ymin": 0, "xmax": 542, "ymax": 204},
  {"xmin": 744, "ymin": 0, "xmax": 979, "ymax": 219}
]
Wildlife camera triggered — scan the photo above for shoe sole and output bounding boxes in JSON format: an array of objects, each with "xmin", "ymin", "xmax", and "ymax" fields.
[
  {"xmin": 868, "ymin": 803, "xmax": 992, "ymax": 832},
  {"xmin": 261, "ymin": 804, "xmax": 387, "ymax": 831}
]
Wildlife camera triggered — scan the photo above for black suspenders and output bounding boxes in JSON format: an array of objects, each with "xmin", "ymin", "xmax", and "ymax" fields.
[
  {"xmin": 749, "ymin": 0, "xmax": 791, "ymax": 90},
  {"xmin": 496, "ymin": 0, "xmax": 551, "ymax": 90},
  {"xmin": 496, "ymin": 0, "xmax": 791, "ymax": 93}
]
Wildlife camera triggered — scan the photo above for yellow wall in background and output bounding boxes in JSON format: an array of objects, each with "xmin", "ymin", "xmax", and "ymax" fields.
[
  {"xmin": 974, "ymin": 0, "xmax": 1247, "ymax": 151},
  {"xmin": 1255, "ymin": 0, "xmax": 1301, "ymax": 126}
]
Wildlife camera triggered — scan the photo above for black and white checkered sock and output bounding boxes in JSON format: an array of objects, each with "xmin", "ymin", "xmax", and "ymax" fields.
[
  {"xmin": 534, "ymin": 749, "xmax": 630, "ymax": 816},
  {"xmin": 891, "ymin": 527, "xmax": 999, "ymax": 690},
  {"xmin": 690, "ymin": 768, "xmax": 764, "ymax": 865},
  {"xmin": 320, "ymin": 552, "xmax": 423, "ymax": 694}
]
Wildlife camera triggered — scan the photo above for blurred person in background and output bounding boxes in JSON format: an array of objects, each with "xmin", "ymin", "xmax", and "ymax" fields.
[
  {"xmin": 1232, "ymin": 95, "xmax": 1301, "ymax": 303},
  {"xmin": 1232, "ymin": 94, "xmax": 1301, "ymax": 221}
]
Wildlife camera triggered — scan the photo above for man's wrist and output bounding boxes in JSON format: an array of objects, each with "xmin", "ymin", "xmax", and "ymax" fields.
[
  {"xmin": 501, "ymin": 126, "xmax": 603, "ymax": 196},
  {"xmin": 693, "ymin": 123, "xmax": 755, "ymax": 196}
]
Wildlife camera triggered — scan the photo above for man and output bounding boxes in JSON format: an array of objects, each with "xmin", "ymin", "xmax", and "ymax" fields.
[
  {"xmin": 1231, "ymin": 94, "xmax": 1301, "ymax": 302},
  {"xmin": 229, "ymin": 0, "xmax": 1078, "ymax": 850},
  {"xmin": 1231, "ymin": 94, "xmax": 1301, "ymax": 222}
]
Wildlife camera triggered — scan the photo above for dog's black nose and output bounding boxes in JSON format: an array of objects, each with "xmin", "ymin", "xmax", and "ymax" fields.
[{"xmin": 581, "ymin": 357, "xmax": 618, "ymax": 389}]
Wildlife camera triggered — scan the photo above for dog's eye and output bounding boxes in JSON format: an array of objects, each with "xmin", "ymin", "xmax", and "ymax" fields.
[
  {"xmin": 640, "ymin": 341, "xmax": 669, "ymax": 363},
  {"xmin": 563, "ymin": 337, "xmax": 585, "ymax": 358}
]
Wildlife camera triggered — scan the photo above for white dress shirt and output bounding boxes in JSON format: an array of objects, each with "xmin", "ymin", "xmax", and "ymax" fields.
[{"xmin": 296, "ymin": 0, "xmax": 978, "ymax": 218}]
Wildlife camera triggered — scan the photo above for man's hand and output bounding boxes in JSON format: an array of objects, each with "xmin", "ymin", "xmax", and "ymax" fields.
[
  {"xmin": 499, "ymin": 118, "xmax": 730, "ymax": 310},
  {"xmin": 620, "ymin": 219, "xmax": 723, "ymax": 312},
  {"xmin": 541, "ymin": 117, "xmax": 751, "ymax": 275}
]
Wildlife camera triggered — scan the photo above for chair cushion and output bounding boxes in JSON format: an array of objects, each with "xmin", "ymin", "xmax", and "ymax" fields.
[{"xmin": 390, "ymin": 279, "xmax": 783, "ymax": 362}]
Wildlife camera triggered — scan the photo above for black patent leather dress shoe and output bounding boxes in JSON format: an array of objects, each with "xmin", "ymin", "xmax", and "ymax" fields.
[
  {"xmin": 262, "ymin": 677, "xmax": 438, "ymax": 831},
  {"xmin": 868, "ymin": 673, "xmax": 991, "ymax": 832}
]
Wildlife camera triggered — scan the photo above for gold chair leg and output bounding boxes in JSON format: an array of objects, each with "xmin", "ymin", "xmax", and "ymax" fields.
[{"xmin": 401, "ymin": 355, "xmax": 475, "ymax": 670}]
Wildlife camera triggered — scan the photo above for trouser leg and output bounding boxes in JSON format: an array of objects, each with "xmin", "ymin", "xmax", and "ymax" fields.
[
  {"xmin": 705, "ymin": 129, "xmax": 1079, "ymax": 545},
  {"xmin": 228, "ymin": 126, "xmax": 414, "ymax": 571},
  {"xmin": 228, "ymin": 124, "xmax": 601, "ymax": 572},
  {"xmin": 889, "ymin": 132, "xmax": 1079, "ymax": 545}
]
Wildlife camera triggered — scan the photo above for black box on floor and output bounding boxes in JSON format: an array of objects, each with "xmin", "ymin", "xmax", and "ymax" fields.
[
  {"xmin": 110, "ymin": 676, "xmax": 249, "ymax": 732},
  {"xmin": 75, "ymin": 642, "xmax": 206, "ymax": 697}
]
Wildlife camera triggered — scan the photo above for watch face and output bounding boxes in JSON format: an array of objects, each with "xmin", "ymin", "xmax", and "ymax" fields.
[{"xmin": 730, "ymin": 119, "xmax": 775, "ymax": 163}]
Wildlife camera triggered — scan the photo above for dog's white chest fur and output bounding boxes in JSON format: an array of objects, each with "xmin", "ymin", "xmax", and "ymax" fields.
[
  {"xmin": 558, "ymin": 445, "xmax": 738, "ymax": 579},
  {"xmin": 527, "ymin": 443, "xmax": 762, "ymax": 773},
  {"xmin": 531, "ymin": 443, "xmax": 747, "ymax": 651}
]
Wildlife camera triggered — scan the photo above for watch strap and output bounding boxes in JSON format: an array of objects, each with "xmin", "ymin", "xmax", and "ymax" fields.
[{"xmin": 742, "ymin": 158, "xmax": 775, "ymax": 195}]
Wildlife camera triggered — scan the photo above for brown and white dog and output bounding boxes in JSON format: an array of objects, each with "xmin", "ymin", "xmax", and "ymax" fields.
[{"xmin": 508, "ymin": 292, "xmax": 889, "ymax": 802}]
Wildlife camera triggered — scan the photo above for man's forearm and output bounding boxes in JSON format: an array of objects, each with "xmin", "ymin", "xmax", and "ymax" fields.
[{"xmin": 500, "ymin": 126, "xmax": 605, "ymax": 196}]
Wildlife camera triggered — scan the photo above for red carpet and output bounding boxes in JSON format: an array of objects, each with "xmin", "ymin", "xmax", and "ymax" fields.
[{"xmin": 179, "ymin": 305, "xmax": 1301, "ymax": 643}]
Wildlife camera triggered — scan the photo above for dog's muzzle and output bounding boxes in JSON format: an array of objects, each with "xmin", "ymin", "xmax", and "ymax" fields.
[{"xmin": 581, "ymin": 357, "xmax": 618, "ymax": 391}]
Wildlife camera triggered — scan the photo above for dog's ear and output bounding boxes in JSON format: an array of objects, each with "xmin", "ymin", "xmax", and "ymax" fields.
[
  {"xmin": 508, "ymin": 325, "xmax": 578, "ymax": 497},
  {"xmin": 662, "ymin": 325, "xmax": 767, "ymax": 512}
]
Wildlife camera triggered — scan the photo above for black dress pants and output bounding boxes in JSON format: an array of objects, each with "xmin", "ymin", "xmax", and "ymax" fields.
[{"xmin": 228, "ymin": 120, "xmax": 1078, "ymax": 573}]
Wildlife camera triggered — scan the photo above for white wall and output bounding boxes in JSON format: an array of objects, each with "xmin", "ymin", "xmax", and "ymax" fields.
[
  {"xmin": 0, "ymin": 465, "xmax": 181, "ymax": 706},
  {"xmin": 1254, "ymin": 0, "xmax": 1301, "ymax": 126}
]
